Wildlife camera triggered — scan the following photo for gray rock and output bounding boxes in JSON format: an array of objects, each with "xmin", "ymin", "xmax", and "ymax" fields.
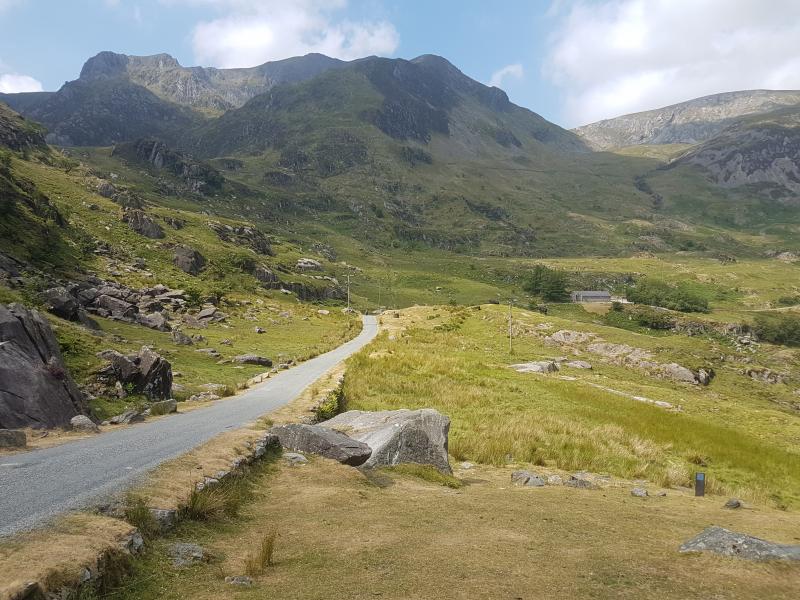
[
  {"xmin": 225, "ymin": 576, "xmax": 253, "ymax": 586},
  {"xmin": 196, "ymin": 306, "xmax": 217, "ymax": 320},
  {"xmin": 724, "ymin": 498, "xmax": 743, "ymax": 509},
  {"xmin": 150, "ymin": 508, "xmax": 178, "ymax": 532},
  {"xmin": 188, "ymin": 392, "xmax": 221, "ymax": 402},
  {"xmin": 564, "ymin": 360, "xmax": 593, "ymax": 369},
  {"xmin": 511, "ymin": 470, "xmax": 546, "ymax": 487},
  {"xmin": 0, "ymin": 428, "xmax": 26, "ymax": 448},
  {"xmin": 283, "ymin": 452, "xmax": 309, "ymax": 466},
  {"xmin": 548, "ymin": 330, "xmax": 594, "ymax": 344},
  {"xmin": 679, "ymin": 526, "xmax": 800, "ymax": 561},
  {"xmin": 631, "ymin": 487, "xmax": 648, "ymax": 497},
  {"xmin": 697, "ymin": 368, "xmax": 715, "ymax": 386},
  {"xmin": 234, "ymin": 354, "xmax": 273, "ymax": 366},
  {"xmin": 70, "ymin": 415, "xmax": 99, "ymax": 433},
  {"xmin": 96, "ymin": 181, "xmax": 117, "ymax": 198},
  {"xmin": 510, "ymin": 361, "xmax": 560, "ymax": 374},
  {"xmin": 122, "ymin": 209, "xmax": 165, "ymax": 239},
  {"xmin": 0, "ymin": 303, "xmax": 87, "ymax": 428},
  {"xmin": 173, "ymin": 245, "xmax": 206, "ymax": 275},
  {"xmin": 169, "ymin": 542, "xmax": 207, "ymax": 567},
  {"xmin": 136, "ymin": 312, "xmax": 171, "ymax": 332},
  {"xmin": 171, "ymin": 330, "xmax": 193, "ymax": 345},
  {"xmin": 96, "ymin": 294, "xmax": 137, "ymax": 319},
  {"xmin": 321, "ymin": 408, "xmax": 452, "ymax": 474},
  {"xmin": 546, "ymin": 474, "xmax": 563, "ymax": 485},
  {"xmin": 109, "ymin": 409, "xmax": 145, "ymax": 425},
  {"xmin": 296, "ymin": 257, "xmax": 323, "ymax": 271},
  {"xmin": 270, "ymin": 424, "xmax": 372, "ymax": 466},
  {"xmin": 150, "ymin": 399, "xmax": 177, "ymax": 415},
  {"xmin": 98, "ymin": 347, "xmax": 173, "ymax": 400},
  {"xmin": 660, "ymin": 363, "xmax": 698, "ymax": 384},
  {"xmin": 459, "ymin": 461, "xmax": 474, "ymax": 470},
  {"xmin": 564, "ymin": 475, "xmax": 596, "ymax": 489}
]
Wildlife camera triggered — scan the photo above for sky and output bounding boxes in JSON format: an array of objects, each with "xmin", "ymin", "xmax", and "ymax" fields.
[{"xmin": 2, "ymin": 0, "xmax": 800, "ymax": 128}]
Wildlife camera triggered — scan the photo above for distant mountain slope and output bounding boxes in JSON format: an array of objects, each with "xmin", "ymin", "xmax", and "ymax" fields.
[
  {"xmin": 0, "ymin": 102, "xmax": 47, "ymax": 151},
  {"xmin": 674, "ymin": 105, "xmax": 800, "ymax": 199},
  {"xmin": 78, "ymin": 51, "xmax": 346, "ymax": 112},
  {"xmin": 574, "ymin": 90, "xmax": 800, "ymax": 150},
  {"xmin": 184, "ymin": 54, "xmax": 587, "ymax": 157}
]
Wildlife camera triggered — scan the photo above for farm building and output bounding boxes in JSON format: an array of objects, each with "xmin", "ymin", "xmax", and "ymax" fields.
[{"xmin": 571, "ymin": 290, "xmax": 612, "ymax": 303}]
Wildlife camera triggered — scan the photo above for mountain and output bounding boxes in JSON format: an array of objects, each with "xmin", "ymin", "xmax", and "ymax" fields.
[
  {"xmin": 574, "ymin": 90, "xmax": 800, "ymax": 150},
  {"xmin": 77, "ymin": 51, "xmax": 345, "ymax": 112},
  {"xmin": 0, "ymin": 102, "xmax": 47, "ymax": 152}
]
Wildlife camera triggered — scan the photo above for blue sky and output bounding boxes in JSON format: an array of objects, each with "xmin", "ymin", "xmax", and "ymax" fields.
[{"xmin": 2, "ymin": 0, "xmax": 800, "ymax": 127}]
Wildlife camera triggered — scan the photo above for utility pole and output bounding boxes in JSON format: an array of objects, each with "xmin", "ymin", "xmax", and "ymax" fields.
[{"xmin": 346, "ymin": 272, "xmax": 351, "ymax": 311}]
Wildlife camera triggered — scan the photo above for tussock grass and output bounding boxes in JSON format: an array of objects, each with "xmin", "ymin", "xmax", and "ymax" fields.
[
  {"xmin": 243, "ymin": 530, "xmax": 277, "ymax": 576},
  {"xmin": 345, "ymin": 306, "xmax": 800, "ymax": 508},
  {"xmin": 123, "ymin": 495, "xmax": 159, "ymax": 540},
  {"xmin": 383, "ymin": 464, "xmax": 462, "ymax": 488}
]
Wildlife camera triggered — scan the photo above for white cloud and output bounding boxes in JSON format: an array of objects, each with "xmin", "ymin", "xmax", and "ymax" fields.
[
  {"xmin": 174, "ymin": 0, "xmax": 399, "ymax": 68},
  {"xmin": 0, "ymin": 73, "xmax": 43, "ymax": 93},
  {"xmin": 544, "ymin": 0, "xmax": 800, "ymax": 126},
  {"xmin": 489, "ymin": 63, "xmax": 523, "ymax": 89},
  {"xmin": 0, "ymin": 0, "xmax": 22, "ymax": 12}
]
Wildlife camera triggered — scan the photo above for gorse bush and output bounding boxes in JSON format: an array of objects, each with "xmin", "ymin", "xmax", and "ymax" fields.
[
  {"xmin": 523, "ymin": 265, "xmax": 569, "ymax": 302},
  {"xmin": 752, "ymin": 313, "xmax": 800, "ymax": 347},
  {"xmin": 626, "ymin": 278, "xmax": 709, "ymax": 312}
]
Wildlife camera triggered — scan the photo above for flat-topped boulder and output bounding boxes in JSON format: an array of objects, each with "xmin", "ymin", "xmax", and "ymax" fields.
[
  {"xmin": 269, "ymin": 424, "xmax": 371, "ymax": 466},
  {"xmin": 321, "ymin": 408, "xmax": 452, "ymax": 474},
  {"xmin": 680, "ymin": 526, "xmax": 800, "ymax": 561}
]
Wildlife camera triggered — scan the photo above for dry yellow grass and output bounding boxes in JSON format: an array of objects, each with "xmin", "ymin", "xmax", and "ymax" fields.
[
  {"xmin": 0, "ymin": 514, "xmax": 136, "ymax": 600},
  {"xmin": 115, "ymin": 459, "xmax": 800, "ymax": 599}
]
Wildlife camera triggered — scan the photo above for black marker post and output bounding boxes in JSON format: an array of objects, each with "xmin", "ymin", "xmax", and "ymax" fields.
[{"xmin": 695, "ymin": 472, "xmax": 705, "ymax": 497}]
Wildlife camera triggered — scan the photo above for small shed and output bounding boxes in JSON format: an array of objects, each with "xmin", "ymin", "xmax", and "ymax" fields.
[{"xmin": 571, "ymin": 290, "xmax": 611, "ymax": 303}]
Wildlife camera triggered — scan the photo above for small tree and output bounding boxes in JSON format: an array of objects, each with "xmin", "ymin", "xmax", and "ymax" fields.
[{"xmin": 523, "ymin": 265, "xmax": 568, "ymax": 302}]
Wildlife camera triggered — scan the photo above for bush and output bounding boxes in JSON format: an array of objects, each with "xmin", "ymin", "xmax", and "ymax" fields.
[
  {"xmin": 244, "ymin": 530, "xmax": 278, "ymax": 576},
  {"xmin": 626, "ymin": 278, "xmax": 709, "ymax": 313},
  {"xmin": 523, "ymin": 265, "xmax": 569, "ymax": 302},
  {"xmin": 752, "ymin": 313, "xmax": 800, "ymax": 347}
]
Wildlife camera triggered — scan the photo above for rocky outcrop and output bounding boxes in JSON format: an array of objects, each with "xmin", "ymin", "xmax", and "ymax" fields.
[
  {"xmin": 42, "ymin": 286, "xmax": 98, "ymax": 329},
  {"xmin": 121, "ymin": 209, "xmax": 165, "ymax": 239},
  {"xmin": 510, "ymin": 361, "xmax": 559, "ymax": 374},
  {"xmin": 233, "ymin": 355, "xmax": 272, "ymax": 366},
  {"xmin": 321, "ymin": 408, "xmax": 452, "ymax": 474},
  {"xmin": 679, "ymin": 526, "xmax": 800, "ymax": 561},
  {"xmin": 269, "ymin": 423, "xmax": 372, "ymax": 466},
  {"xmin": 0, "ymin": 303, "xmax": 87, "ymax": 428},
  {"xmin": 0, "ymin": 101, "xmax": 47, "ymax": 151},
  {"xmin": 296, "ymin": 258, "xmax": 323, "ymax": 271},
  {"xmin": 173, "ymin": 245, "xmax": 206, "ymax": 275},
  {"xmin": 96, "ymin": 346, "xmax": 173, "ymax": 400},
  {"xmin": 208, "ymin": 221, "xmax": 272, "ymax": 255}
]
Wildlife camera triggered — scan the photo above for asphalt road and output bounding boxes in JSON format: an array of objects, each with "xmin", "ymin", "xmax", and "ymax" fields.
[{"xmin": 0, "ymin": 315, "xmax": 378, "ymax": 537}]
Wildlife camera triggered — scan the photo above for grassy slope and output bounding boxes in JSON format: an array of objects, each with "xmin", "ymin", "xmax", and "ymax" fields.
[{"xmin": 346, "ymin": 306, "xmax": 800, "ymax": 508}]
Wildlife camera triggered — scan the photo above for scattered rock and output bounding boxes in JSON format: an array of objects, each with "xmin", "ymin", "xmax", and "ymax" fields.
[
  {"xmin": 169, "ymin": 543, "xmax": 207, "ymax": 567},
  {"xmin": 317, "ymin": 309, "xmax": 330, "ymax": 315},
  {"xmin": 70, "ymin": 415, "xmax": 99, "ymax": 433},
  {"xmin": 96, "ymin": 181, "xmax": 117, "ymax": 198},
  {"xmin": 234, "ymin": 354, "xmax": 273, "ymax": 366},
  {"xmin": 254, "ymin": 326, "xmax": 265, "ymax": 334},
  {"xmin": 697, "ymin": 368, "xmax": 715, "ymax": 386},
  {"xmin": 0, "ymin": 303, "xmax": 87, "ymax": 428},
  {"xmin": 564, "ymin": 475, "xmax": 596, "ymax": 489},
  {"xmin": 564, "ymin": 360, "xmax": 592, "ymax": 370},
  {"xmin": 136, "ymin": 311, "xmax": 171, "ymax": 332},
  {"xmin": 459, "ymin": 461, "xmax": 474, "ymax": 470},
  {"xmin": 196, "ymin": 306, "xmax": 217, "ymax": 320},
  {"xmin": 511, "ymin": 470, "xmax": 546, "ymax": 487},
  {"xmin": 0, "ymin": 429, "xmax": 26, "ymax": 448},
  {"xmin": 122, "ymin": 209, "xmax": 165, "ymax": 239},
  {"xmin": 97, "ymin": 347, "xmax": 173, "ymax": 400},
  {"xmin": 188, "ymin": 392, "xmax": 221, "ymax": 402},
  {"xmin": 744, "ymin": 367, "xmax": 786, "ymax": 385},
  {"xmin": 724, "ymin": 498, "xmax": 743, "ymax": 509},
  {"xmin": 283, "ymin": 452, "xmax": 309, "ymax": 466},
  {"xmin": 270, "ymin": 424, "xmax": 372, "ymax": 466},
  {"xmin": 548, "ymin": 330, "xmax": 594, "ymax": 344},
  {"xmin": 296, "ymin": 257, "xmax": 323, "ymax": 271},
  {"xmin": 660, "ymin": 363, "xmax": 698, "ymax": 384},
  {"xmin": 546, "ymin": 474, "xmax": 563, "ymax": 486},
  {"xmin": 225, "ymin": 576, "xmax": 253, "ymax": 586},
  {"xmin": 150, "ymin": 399, "xmax": 177, "ymax": 415},
  {"xmin": 679, "ymin": 526, "xmax": 800, "ymax": 561},
  {"xmin": 42, "ymin": 287, "xmax": 98, "ymax": 329},
  {"xmin": 173, "ymin": 245, "xmax": 206, "ymax": 275},
  {"xmin": 510, "ymin": 361, "xmax": 559, "ymax": 374},
  {"xmin": 631, "ymin": 487, "xmax": 648, "ymax": 498},
  {"xmin": 321, "ymin": 408, "xmax": 452, "ymax": 474},
  {"xmin": 150, "ymin": 508, "xmax": 178, "ymax": 532},
  {"xmin": 171, "ymin": 330, "xmax": 193, "ymax": 345},
  {"xmin": 109, "ymin": 409, "xmax": 145, "ymax": 425}
]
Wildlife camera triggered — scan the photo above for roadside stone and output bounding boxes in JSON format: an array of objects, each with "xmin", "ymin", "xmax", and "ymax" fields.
[
  {"xmin": 70, "ymin": 415, "xmax": 99, "ymax": 433},
  {"xmin": 321, "ymin": 408, "xmax": 452, "ymax": 474},
  {"xmin": 631, "ymin": 487, "xmax": 648, "ymax": 498},
  {"xmin": 0, "ymin": 429, "xmax": 26, "ymax": 448},
  {"xmin": 150, "ymin": 399, "xmax": 177, "ymax": 415},
  {"xmin": 225, "ymin": 576, "xmax": 253, "ymax": 586},
  {"xmin": 724, "ymin": 498, "xmax": 743, "ymax": 509},
  {"xmin": 169, "ymin": 542, "xmax": 207, "ymax": 567},
  {"xmin": 109, "ymin": 409, "xmax": 144, "ymax": 425},
  {"xmin": 188, "ymin": 392, "xmax": 221, "ymax": 402},
  {"xmin": 679, "ymin": 526, "xmax": 800, "ymax": 561},
  {"xmin": 270, "ymin": 424, "xmax": 372, "ymax": 466},
  {"xmin": 511, "ymin": 470, "xmax": 546, "ymax": 487}
]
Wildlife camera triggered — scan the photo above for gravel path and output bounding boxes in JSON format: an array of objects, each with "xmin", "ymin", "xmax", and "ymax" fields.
[{"xmin": 0, "ymin": 315, "xmax": 378, "ymax": 536}]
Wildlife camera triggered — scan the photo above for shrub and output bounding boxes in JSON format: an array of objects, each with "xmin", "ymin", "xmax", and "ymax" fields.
[
  {"xmin": 523, "ymin": 265, "xmax": 569, "ymax": 302},
  {"xmin": 752, "ymin": 313, "xmax": 800, "ymax": 347},
  {"xmin": 626, "ymin": 278, "xmax": 709, "ymax": 312}
]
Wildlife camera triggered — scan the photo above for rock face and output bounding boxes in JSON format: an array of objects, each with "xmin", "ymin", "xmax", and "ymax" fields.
[
  {"xmin": 679, "ymin": 526, "xmax": 800, "ymax": 561},
  {"xmin": 97, "ymin": 346, "xmax": 173, "ymax": 400},
  {"xmin": 269, "ymin": 423, "xmax": 372, "ymax": 466},
  {"xmin": 321, "ymin": 408, "xmax": 452, "ymax": 474},
  {"xmin": 173, "ymin": 245, "xmax": 206, "ymax": 275},
  {"xmin": 0, "ymin": 303, "xmax": 87, "ymax": 428}
]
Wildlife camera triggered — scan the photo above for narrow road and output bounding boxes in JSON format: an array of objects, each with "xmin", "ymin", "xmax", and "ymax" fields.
[{"xmin": 0, "ymin": 315, "xmax": 378, "ymax": 537}]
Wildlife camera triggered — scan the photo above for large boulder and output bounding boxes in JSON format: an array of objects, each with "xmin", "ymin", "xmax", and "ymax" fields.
[
  {"xmin": 680, "ymin": 526, "xmax": 800, "ymax": 561},
  {"xmin": 122, "ymin": 209, "xmax": 165, "ymax": 239},
  {"xmin": 0, "ymin": 303, "xmax": 87, "ymax": 428},
  {"xmin": 97, "ymin": 346, "xmax": 173, "ymax": 400},
  {"xmin": 510, "ymin": 361, "xmax": 559, "ymax": 374},
  {"xmin": 173, "ymin": 245, "xmax": 206, "ymax": 275},
  {"xmin": 233, "ymin": 354, "xmax": 272, "ymax": 366},
  {"xmin": 269, "ymin": 424, "xmax": 372, "ymax": 466},
  {"xmin": 41, "ymin": 287, "xmax": 99, "ymax": 329},
  {"xmin": 321, "ymin": 409, "xmax": 452, "ymax": 474}
]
